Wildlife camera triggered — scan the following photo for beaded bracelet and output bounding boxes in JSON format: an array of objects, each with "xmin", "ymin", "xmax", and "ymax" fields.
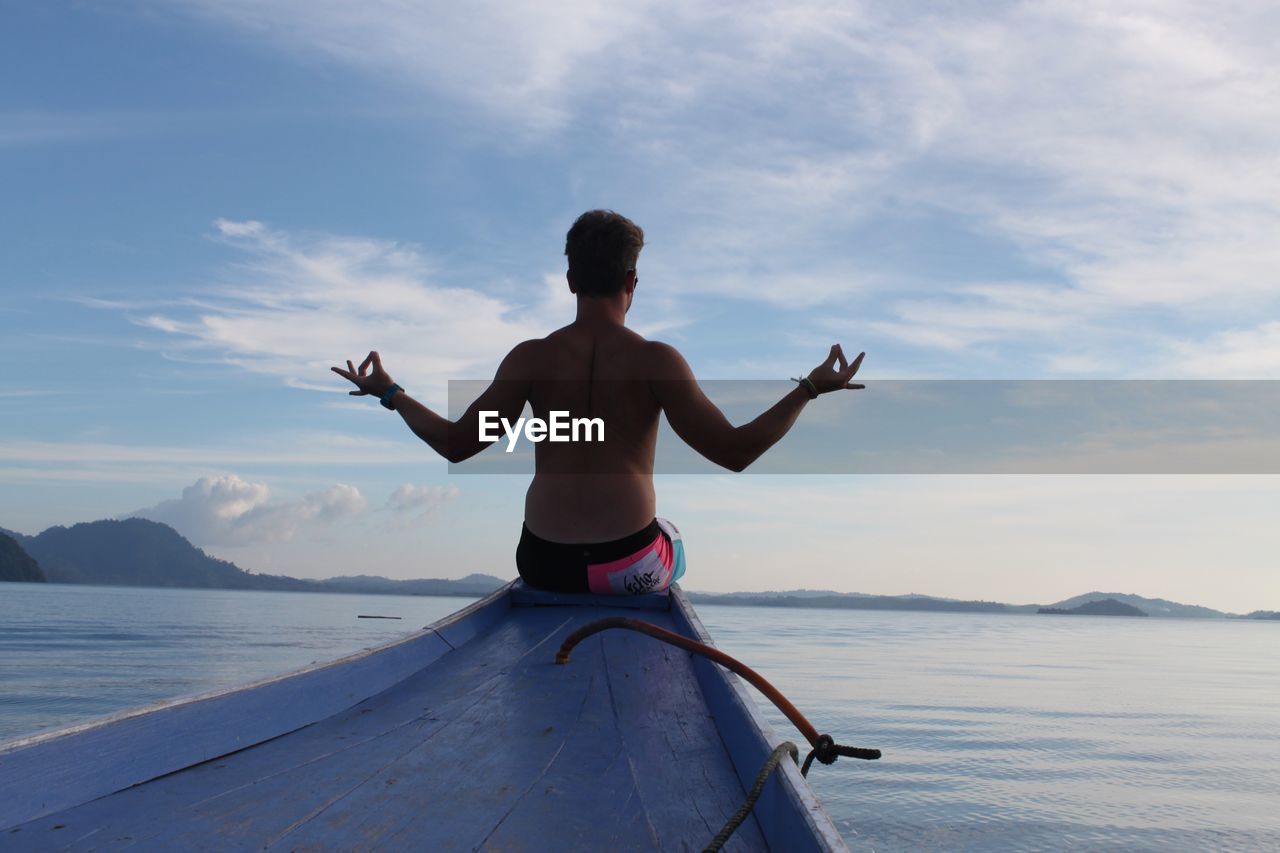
[{"xmin": 791, "ymin": 376, "xmax": 819, "ymax": 399}]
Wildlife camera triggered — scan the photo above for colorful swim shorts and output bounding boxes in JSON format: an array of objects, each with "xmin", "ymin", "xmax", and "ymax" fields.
[{"xmin": 515, "ymin": 518, "xmax": 686, "ymax": 595}]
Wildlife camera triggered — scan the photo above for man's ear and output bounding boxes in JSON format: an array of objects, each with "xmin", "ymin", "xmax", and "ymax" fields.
[
  {"xmin": 567, "ymin": 270, "xmax": 577, "ymax": 295},
  {"xmin": 624, "ymin": 269, "xmax": 637, "ymax": 295}
]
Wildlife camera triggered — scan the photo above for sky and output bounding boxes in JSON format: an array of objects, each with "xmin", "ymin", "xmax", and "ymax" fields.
[{"xmin": 2, "ymin": 1, "xmax": 1278, "ymax": 612}]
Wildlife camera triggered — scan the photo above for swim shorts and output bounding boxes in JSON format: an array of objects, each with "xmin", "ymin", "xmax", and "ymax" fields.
[{"xmin": 516, "ymin": 518, "xmax": 686, "ymax": 595}]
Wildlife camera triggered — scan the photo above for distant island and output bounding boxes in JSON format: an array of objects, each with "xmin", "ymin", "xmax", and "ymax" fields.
[
  {"xmin": 0, "ymin": 519, "xmax": 505, "ymax": 597},
  {"xmin": 2, "ymin": 518, "xmax": 1276, "ymax": 619},
  {"xmin": 683, "ymin": 589, "xmax": 1273, "ymax": 620},
  {"xmin": 1038, "ymin": 598, "xmax": 1147, "ymax": 617}
]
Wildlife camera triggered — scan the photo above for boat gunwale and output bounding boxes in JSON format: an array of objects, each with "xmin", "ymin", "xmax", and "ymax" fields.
[
  {"xmin": 2, "ymin": 582, "xmax": 849, "ymax": 851},
  {"xmin": 0, "ymin": 582, "xmax": 516, "ymax": 830},
  {"xmin": 0, "ymin": 583, "xmax": 513, "ymax": 758},
  {"xmin": 669, "ymin": 585, "xmax": 849, "ymax": 852}
]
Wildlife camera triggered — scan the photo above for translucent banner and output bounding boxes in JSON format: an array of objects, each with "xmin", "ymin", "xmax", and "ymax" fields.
[{"xmin": 446, "ymin": 380, "xmax": 1280, "ymax": 474}]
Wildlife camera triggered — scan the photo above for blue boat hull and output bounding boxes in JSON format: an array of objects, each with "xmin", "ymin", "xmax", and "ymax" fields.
[{"xmin": 0, "ymin": 582, "xmax": 845, "ymax": 851}]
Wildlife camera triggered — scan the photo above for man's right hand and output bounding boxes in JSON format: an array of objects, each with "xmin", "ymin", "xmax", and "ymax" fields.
[
  {"xmin": 331, "ymin": 350, "xmax": 397, "ymax": 399},
  {"xmin": 807, "ymin": 344, "xmax": 865, "ymax": 394}
]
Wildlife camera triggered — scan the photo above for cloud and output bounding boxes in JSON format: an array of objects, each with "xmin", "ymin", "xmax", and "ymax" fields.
[
  {"xmin": 1169, "ymin": 322, "xmax": 1280, "ymax": 378},
  {"xmin": 126, "ymin": 219, "xmax": 573, "ymax": 397},
  {"xmin": 0, "ymin": 112, "xmax": 135, "ymax": 146},
  {"xmin": 384, "ymin": 483, "xmax": 459, "ymax": 524},
  {"xmin": 116, "ymin": 3, "xmax": 1280, "ymax": 377},
  {"xmin": 0, "ymin": 432, "xmax": 422, "ymax": 485},
  {"xmin": 130, "ymin": 474, "xmax": 368, "ymax": 545},
  {"xmin": 167, "ymin": 0, "xmax": 652, "ymax": 136}
]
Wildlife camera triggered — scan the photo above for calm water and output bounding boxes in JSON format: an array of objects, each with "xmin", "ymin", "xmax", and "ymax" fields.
[{"xmin": 2, "ymin": 584, "xmax": 1277, "ymax": 851}]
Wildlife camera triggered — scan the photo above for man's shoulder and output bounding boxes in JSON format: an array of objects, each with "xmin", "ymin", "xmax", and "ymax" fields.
[
  {"xmin": 496, "ymin": 337, "xmax": 549, "ymax": 378},
  {"xmin": 639, "ymin": 339, "xmax": 692, "ymax": 378}
]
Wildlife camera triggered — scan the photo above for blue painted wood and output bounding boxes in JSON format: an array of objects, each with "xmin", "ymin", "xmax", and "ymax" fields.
[
  {"xmin": 672, "ymin": 587, "xmax": 848, "ymax": 852},
  {"xmin": 0, "ymin": 582, "xmax": 845, "ymax": 851}
]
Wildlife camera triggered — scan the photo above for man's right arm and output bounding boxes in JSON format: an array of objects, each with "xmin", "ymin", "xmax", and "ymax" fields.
[
  {"xmin": 648, "ymin": 342, "xmax": 864, "ymax": 472},
  {"xmin": 332, "ymin": 343, "xmax": 535, "ymax": 464}
]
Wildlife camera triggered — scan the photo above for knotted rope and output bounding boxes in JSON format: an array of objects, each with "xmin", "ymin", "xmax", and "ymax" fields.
[
  {"xmin": 703, "ymin": 742, "xmax": 798, "ymax": 853},
  {"xmin": 555, "ymin": 617, "xmax": 881, "ymax": 849}
]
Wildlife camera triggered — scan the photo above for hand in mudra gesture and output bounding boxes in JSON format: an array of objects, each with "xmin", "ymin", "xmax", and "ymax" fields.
[
  {"xmin": 331, "ymin": 351, "xmax": 396, "ymax": 398},
  {"xmin": 807, "ymin": 345, "xmax": 865, "ymax": 394}
]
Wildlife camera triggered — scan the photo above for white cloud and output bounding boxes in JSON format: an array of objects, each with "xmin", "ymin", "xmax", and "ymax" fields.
[
  {"xmin": 130, "ymin": 474, "xmax": 368, "ymax": 545},
  {"xmin": 166, "ymin": 0, "xmax": 653, "ymax": 135},
  {"xmin": 1170, "ymin": 322, "xmax": 1280, "ymax": 378},
  {"xmin": 0, "ymin": 112, "xmax": 133, "ymax": 146},
  {"xmin": 0, "ymin": 433, "xmax": 421, "ymax": 485},
  {"xmin": 384, "ymin": 483, "xmax": 459, "ymax": 524},
  {"xmin": 129, "ymin": 219, "xmax": 571, "ymax": 397},
  {"xmin": 151, "ymin": 2, "xmax": 1280, "ymax": 373}
]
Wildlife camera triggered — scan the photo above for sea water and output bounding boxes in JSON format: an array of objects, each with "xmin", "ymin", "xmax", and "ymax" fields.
[{"xmin": 1, "ymin": 583, "xmax": 1276, "ymax": 850}]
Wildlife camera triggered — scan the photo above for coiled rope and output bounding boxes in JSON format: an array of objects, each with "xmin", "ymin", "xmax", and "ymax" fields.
[{"xmin": 555, "ymin": 617, "xmax": 881, "ymax": 850}]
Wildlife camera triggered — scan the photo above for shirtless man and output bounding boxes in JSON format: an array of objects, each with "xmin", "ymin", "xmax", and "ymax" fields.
[{"xmin": 332, "ymin": 210, "xmax": 864, "ymax": 594}]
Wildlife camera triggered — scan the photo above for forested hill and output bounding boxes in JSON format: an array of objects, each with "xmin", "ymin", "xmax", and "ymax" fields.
[
  {"xmin": 685, "ymin": 590, "xmax": 1021, "ymax": 614},
  {"xmin": 1038, "ymin": 598, "xmax": 1148, "ymax": 616},
  {"xmin": 683, "ymin": 589, "xmax": 1269, "ymax": 619},
  {"xmin": 5, "ymin": 518, "xmax": 505, "ymax": 595},
  {"xmin": 21, "ymin": 519, "xmax": 293, "ymax": 588},
  {"xmin": 0, "ymin": 532, "xmax": 44, "ymax": 582},
  {"xmin": 1045, "ymin": 591, "xmax": 1220, "ymax": 619}
]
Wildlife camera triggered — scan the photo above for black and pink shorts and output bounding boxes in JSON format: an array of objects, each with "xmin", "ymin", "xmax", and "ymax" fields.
[{"xmin": 516, "ymin": 518, "xmax": 685, "ymax": 595}]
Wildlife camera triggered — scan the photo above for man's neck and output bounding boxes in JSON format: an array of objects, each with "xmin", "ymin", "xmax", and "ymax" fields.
[{"xmin": 574, "ymin": 294, "xmax": 629, "ymax": 328}]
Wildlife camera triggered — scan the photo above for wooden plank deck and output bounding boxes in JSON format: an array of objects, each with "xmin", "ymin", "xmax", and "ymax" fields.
[{"xmin": 0, "ymin": 586, "xmax": 844, "ymax": 852}]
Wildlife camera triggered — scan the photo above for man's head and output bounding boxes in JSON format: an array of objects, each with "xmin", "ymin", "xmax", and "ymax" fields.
[{"xmin": 564, "ymin": 210, "xmax": 644, "ymax": 298}]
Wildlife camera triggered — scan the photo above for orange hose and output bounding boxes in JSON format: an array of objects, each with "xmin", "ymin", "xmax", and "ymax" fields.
[{"xmin": 555, "ymin": 616, "xmax": 823, "ymax": 748}]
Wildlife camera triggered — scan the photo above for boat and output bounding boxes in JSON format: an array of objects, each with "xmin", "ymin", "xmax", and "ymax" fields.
[{"xmin": 0, "ymin": 581, "xmax": 849, "ymax": 851}]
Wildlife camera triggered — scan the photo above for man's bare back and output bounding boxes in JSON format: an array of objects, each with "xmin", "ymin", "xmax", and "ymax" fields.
[
  {"xmin": 521, "ymin": 322, "xmax": 661, "ymax": 542},
  {"xmin": 332, "ymin": 210, "xmax": 864, "ymax": 589}
]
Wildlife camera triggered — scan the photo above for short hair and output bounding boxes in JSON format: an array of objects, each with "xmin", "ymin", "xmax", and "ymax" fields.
[{"xmin": 564, "ymin": 210, "xmax": 645, "ymax": 297}]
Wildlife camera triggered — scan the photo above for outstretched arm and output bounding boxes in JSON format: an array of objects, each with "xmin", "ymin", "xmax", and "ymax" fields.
[
  {"xmin": 331, "ymin": 345, "xmax": 534, "ymax": 463},
  {"xmin": 650, "ymin": 343, "xmax": 864, "ymax": 472}
]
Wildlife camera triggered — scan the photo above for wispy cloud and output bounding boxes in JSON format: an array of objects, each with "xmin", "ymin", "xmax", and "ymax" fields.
[
  {"xmin": 0, "ymin": 112, "xmax": 135, "ymax": 146},
  {"xmin": 0, "ymin": 389, "xmax": 56, "ymax": 399},
  {"xmin": 1170, "ymin": 322, "xmax": 1280, "ymax": 378},
  {"xmin": 163, "ymin": 1, "xmax": 1280, "ymax": 374},
  {"xmin": 0, "ymin": 433, "xmax": 421, "ymax": 485},
  {"xmin": 384, "ymin": 483, "xmax": 459, "ymax": 526},
  {"xmin": 168, "ymin": 0, "xmax": 651, "ymax": 136},
  {"xmin": 123, "ymin": 219, "xmax": 573, "ymax": 395}
]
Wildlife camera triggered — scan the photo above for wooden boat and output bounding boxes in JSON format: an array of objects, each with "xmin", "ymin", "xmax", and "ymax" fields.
[{"xmin": 0, "ymin": 581, "xmax": 847, "ymax": 851}]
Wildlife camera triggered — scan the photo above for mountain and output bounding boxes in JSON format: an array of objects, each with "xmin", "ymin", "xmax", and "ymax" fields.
[
  {"xmin": 13, "ymin": 518, "xmax": 505, "ymax": 596},
  {"xmin": 1042, "ymin": 592, "xmax": 1224, "ymax": 619},
  {"xmin": 22, "ymin": 519, "xmax": 294, "ymax": 589},
  {"xmin": 1039, "ymin": 598, "xmax": 1147, "ymax": 617},
  {"xmin": 685, "ymin": 590, "xmax": 1028, "ymax": 614},
  {"xmin": 6, "ymin": 518, "xmax": 1267, "ymax": 614},
  {"xmin": 684, "ymin": 588, "xmax": 1254, "ymax": 618},
  {"xmin": 0, "ymin": 533, "xmax": 44, "ymax": 582},
  {"xmin": 0, "ymin": 526, "xmax": 31, "ymax": 546},
  {"xmin": 314, "ymin": 574, "xmax": 512, "ymax": 596}
]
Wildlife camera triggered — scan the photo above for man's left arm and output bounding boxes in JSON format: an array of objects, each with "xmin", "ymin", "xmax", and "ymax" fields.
[{"xmin": 332, "ymin": 344, "xmax": 534, "ymax": 463}]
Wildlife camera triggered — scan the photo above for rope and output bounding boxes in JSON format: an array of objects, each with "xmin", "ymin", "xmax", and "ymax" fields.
[
  {"xmin": 555, "ymin": 617, "xmax": 881, "ymax": 764},
  {"xmin": 703, "ymin": 742, "xmax": 798, "ymax": 853},
  {"xmin": 556, "ymin": 617, "xmax": 883, "ymax": 848}
]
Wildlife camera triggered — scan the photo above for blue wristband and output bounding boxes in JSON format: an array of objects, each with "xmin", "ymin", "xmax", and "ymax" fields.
[{"xmin": 380, "ymin": 384, "xmax": 403, "ymax": 410}]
